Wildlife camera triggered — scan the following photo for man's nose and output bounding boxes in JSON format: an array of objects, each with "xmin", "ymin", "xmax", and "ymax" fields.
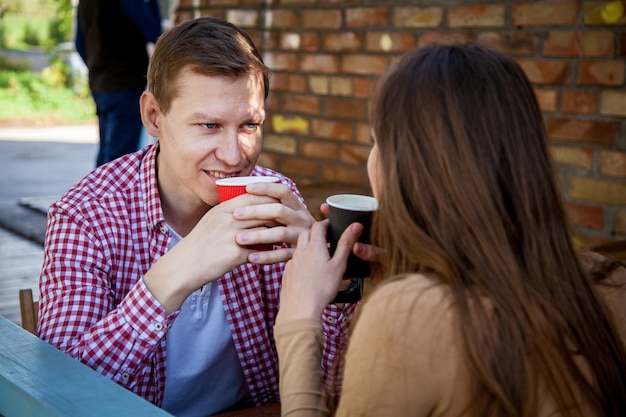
[{"xmin": 216, "ymin": 130, "xmax": 244, "ymax": 166}]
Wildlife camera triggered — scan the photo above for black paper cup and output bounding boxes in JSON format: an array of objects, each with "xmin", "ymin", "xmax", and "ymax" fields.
[{"xmin": 326, "ymin": 194, "xmax": 378, "ymax": 278}]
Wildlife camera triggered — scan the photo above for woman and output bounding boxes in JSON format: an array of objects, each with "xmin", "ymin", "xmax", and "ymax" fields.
[{"xmin": 274, "ymin": 43, "xmax": 626, "ymax": 416}]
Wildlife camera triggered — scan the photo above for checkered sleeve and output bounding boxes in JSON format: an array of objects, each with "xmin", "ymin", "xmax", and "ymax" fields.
[
  {"xmin": 38, "ymin": 204, "xmax": 175, "ymax": 391},
  {"xmin": 320, "ymin": 302, "xmax": 359, "ymax": 398}
]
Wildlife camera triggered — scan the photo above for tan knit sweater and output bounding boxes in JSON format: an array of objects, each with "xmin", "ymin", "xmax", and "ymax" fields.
[{"xmin": 275, "ymin": 257, "xmax": 626, "ymax": 417}]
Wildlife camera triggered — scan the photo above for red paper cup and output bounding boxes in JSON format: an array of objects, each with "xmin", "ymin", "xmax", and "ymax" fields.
[
  {"xmin": 216, "ymin": 176, "xmax": 280, "ymax": 203},
  {"xmin": 215, "ymin": 176, "xmax": 280, "ymax": 250}
]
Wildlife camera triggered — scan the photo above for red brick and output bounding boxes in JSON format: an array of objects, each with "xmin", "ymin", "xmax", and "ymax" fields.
[
  {"xmin": 302, "ymin": 10, "xmax": 342, "ymax": 29},
  {"xmin": 577, "ymin": 60, "xmax": 625, "ymax": 86},
  {"xmin": 561, "ymin": 90, "xmax": 598, "ymax": 114},
  {"xmin": 534, "ymin": 88, "xmax": 558, "ymax": 112},
  {"xmin": 570, "ymin": 177, "xmax": 626, "ymax": 205},
  {"xmin": 308, "ymin": 76, "xmax": 329, "ymax": 95},
  {"xmin": 265, "ymin": 10, "xmax": 299, "ymax": 28},
  {"xmin": 288, "ymin": 75, "xmax": 308, "ymax": 92},
  {"xmin": 516, "ymin": 59, "xmax": 570, "ymax": 84},
  {"xmin": 477, "ymin": 32, "xmax": 539, "ymax": 55},
  {"xmin": 265, "ymin": 94, "xmax": 279, "ymax": 112},
  {"xmin": 257, "ymin": 153, "xmax": 278, "ymax": 172},
  {"xmin": 324, "ymin": 97, "xmax": 367, "ymax": 120},
  {"xmin": 312, "ymin": 119, "xmax": 354, "ymax": 141},
  {"xmin": 341, "ymin": 144, "xmax": 371, "ymax": 164},
  {"xmin": 300, "ymin": 140, "xmax": 339, "ymax": 159},
  {"xmin": 342, "ymin": 54, "xmax": 389, "ymax": 75},
  {"xmin": 264, "ymin": 52, "xmax": 298, "ymax": 71},
  {"xmin": 225, "ymin": 9, "xmax": 258, "ymax": 27},
  {"xmin": 353, "ymin": 78, "xmax": 374, "ymax": 99},
  {"xmin": 418, "ymin": 31, "xmax": 473, "ymax": 47},
  {"xmin": 547, "ymin": 117, "xmax": 619, "ymax": 145},
  {"xmin": 300, "ymin": 54, "xmax": 339, "ymax": 73},
  {"xmin": 345, "ymin": 7, "xmax": 391, "ymax": 28},
  {"xmin": 270, "ymin": 72, "xmax": 289, "ymax": 91},
  {"xmin": 544, "ymin": 30, "xmax": 615, "ymax": 57},
  {"xmin": 366, "ymin": 32, "xmax": 416, "ymax": 52},
  {"xmin": 356, "ymin": 123, "xmax": 371, "ymax": 144},
  {"xmin": 550, "ymin": 145, "xmax": 594, "ymax": 170},
  {"xmin": 564, "ymin": 201, "xmax": 605, "ymax": 229},
  {"xmin": 330, "ymin": 77, "xmax": 352, "ymax": 96},
  {"xmin": 394, "ymin": 7, "xmax": 443, "ymax": 28},
  {"xmin": 279, "ymin": 32, "xmax": 319, "ymax": 51},
  {"xmin": 616, "ymin": 211, "xmax": 626, "ymax": 234},
  {"xmin": 321, "ymin": 163, "xmax": 369, "ymax": 186},
  {"xmin": 512, "ymin": 1, "xmax": 579, "ymax": 26},
  {"xmin": 599, "ymin": 151, "xmax": 626, "ymax": 178},
  {"xmin": 322, "ymin": 32, "xmax": 363, "ymax": 52},
  {"xmin": 600, "ymin": 91, "xmax": 626, "ymax": 117},
  {"xmin": 264, "ymin": 134, "xmax": 297, "ymax": 155},
  {"xmin": 279, "ymin": 156, "xmax": 319, "ymax": 179},
  {"xmin": 282, "ymin": 94, "xmax": 321, "ymax": 115},
  {"xmin": 448, "ymin": 5, "xmax": 505, "ymax": 27}
]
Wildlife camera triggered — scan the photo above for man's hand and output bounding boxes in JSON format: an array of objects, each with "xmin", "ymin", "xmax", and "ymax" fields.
[{"xmin": 233, "ymin": 182, "xmax": 316, "ymax": 264}]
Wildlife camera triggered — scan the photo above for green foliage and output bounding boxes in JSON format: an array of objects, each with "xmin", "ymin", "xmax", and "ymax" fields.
[
  {"xmin": 0, "ymin": 1, "xmax": 93, "ymax": 125},
  {"xmin": 23, "ymin": 22, "xmax": 43, "ymax": 47},
  {"xmin": 0, "ymin": 0, "xmax": 72, "ymax": 49},
  {"xmin": 0, "ymin": 55, "xmax": 30, "ymax": 72},
  {"xmin": 0, "ymin": 68, "xmax": 95, "ymax": 124}
]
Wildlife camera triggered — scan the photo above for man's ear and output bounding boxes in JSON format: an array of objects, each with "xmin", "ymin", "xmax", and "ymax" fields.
[{"xmin": 140, "ymin": 91, "xmax": 161, "ymax": 138}]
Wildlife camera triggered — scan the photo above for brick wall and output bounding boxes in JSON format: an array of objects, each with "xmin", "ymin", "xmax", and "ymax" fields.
[{"xmin": 174, "ymin": 0, "xmax": 626, "ymax": 248}]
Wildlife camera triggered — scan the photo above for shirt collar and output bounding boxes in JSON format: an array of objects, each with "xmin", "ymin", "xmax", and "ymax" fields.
[{"xmin": 141, "ymin": 142, "xmax": 165, "ymax": 231}]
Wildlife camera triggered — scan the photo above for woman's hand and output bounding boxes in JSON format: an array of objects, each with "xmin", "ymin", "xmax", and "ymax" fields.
[
  {"xmin": 277, "ymin": 219, "xmax": 364, "ymax": 323},
  {"xmin": 319, "ymin": 202, "xmax": 384, "ymax": 266}
]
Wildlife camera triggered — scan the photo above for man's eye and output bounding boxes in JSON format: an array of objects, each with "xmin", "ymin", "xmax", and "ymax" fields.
[
  {"xmin": 201, "ymin": 123, "xmax": 217, "ymax": 130},
  {"xmin": 243, "ymin": 123, "xmax": 258, "ymax": 131}
]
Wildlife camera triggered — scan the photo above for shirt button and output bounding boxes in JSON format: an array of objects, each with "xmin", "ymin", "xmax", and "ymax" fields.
[
  {"xmin": 325, "ymin": 316, "xmax": 335, "ymax": 324},
  {"xmin": 153, "ymin": 322, "xmax": 163, "ymax": 331},
  {"xmin": 121, "ymin": 372, "xmax": 130, "ymax": 381},
  {"xmin": 341, "ymin": 316, "xmax": 350, "ymax": 324},
  {"xmin": 160, "ymin": 226, "xmax": 167, "ymax": 234}
]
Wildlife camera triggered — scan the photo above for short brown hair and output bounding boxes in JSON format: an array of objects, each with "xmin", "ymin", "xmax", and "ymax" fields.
[{"xmin": 147, "ymin": 16, "xmax": 270, "ymax": 113}]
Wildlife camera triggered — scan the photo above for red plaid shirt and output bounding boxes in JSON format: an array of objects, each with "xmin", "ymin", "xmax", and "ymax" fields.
[{"xmin": 38, "ymin": 143, "xmax": 355, "ymax": 407}]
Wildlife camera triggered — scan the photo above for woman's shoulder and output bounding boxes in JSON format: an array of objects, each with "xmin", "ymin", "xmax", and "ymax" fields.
[
  {"xmin": 357, "ymin": 273, "xmax": 457, "ymax": 347},
  {"xmin": 341, "ymin": 274, "xmax": 467, "ymax": 415},
  {"xmin": 365, "ymin": 273, "xmax": 453, "ymax": 315}
]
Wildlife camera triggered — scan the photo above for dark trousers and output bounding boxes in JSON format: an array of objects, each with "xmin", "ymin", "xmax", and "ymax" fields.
[{"xmin": 92, "ymin": 90, "xmax": 144, "ymax": 166}]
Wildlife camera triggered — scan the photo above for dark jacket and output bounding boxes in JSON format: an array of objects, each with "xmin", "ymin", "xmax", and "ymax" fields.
[{"xmin": 76, "ymin": 0, "xmax": 162, "ymax": 92}]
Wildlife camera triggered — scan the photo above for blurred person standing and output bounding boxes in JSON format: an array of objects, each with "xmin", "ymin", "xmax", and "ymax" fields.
[{"xmin": 76, "ymin": 0, "xmax": 162, "ymax": 166}]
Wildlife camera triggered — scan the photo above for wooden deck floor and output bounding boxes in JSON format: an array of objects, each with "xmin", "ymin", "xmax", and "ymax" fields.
[{"xmin": 0, "ymin": 228, "xmax": 42, "ymax": 326}]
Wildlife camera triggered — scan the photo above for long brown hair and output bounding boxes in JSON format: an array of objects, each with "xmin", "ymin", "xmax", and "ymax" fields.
[{"xmin": 369, "ymin": 43, "xmax": 626, "ymax": 416}]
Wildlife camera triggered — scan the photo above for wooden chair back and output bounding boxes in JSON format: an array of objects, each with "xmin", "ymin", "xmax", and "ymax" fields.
[{"xmin": 19, "ymin": 289, "xmax": 38, "ymax": 335}]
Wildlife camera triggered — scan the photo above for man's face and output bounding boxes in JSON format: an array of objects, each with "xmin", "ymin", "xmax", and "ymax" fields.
[{"xmin": 155, "ymin": 68, "xmax": 266, "ymax": 208}]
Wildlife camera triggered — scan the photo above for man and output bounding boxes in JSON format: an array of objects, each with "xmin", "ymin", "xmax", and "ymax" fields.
[
  {"xmin": 39, "ymin": 17, "xmax": 356, "ymax": 416},
  {"xmin": 76, "ymin": 0, "xmax": 162, "ymax": 166}
]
